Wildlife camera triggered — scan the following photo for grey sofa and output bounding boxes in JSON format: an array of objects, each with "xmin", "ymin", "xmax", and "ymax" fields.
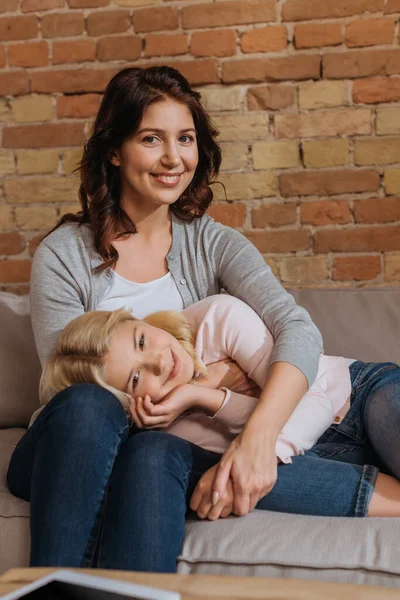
[{"xmin": 1, "ymin": 288, "xmax": 400, "ymax": 586}]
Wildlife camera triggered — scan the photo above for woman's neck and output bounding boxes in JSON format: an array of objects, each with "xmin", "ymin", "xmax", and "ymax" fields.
[{"xmin": 120, "ymin": 197, "xmax": 171, "ymax": 238}]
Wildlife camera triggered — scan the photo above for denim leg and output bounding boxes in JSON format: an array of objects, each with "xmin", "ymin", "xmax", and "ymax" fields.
[
  {"xmin": 98, "ymin": 431, "xmax": 221, "ymax": 573},
  {"xmin": 351, "ymin": 361, "xmax": 400, "ymax": 479},
  {"xmin": 256, "ymin": 454, "xmax": 378, "ymax": 517},
  {"xmin": 7, "ymin": 384, "xmax": 130, "ymax": 568}
]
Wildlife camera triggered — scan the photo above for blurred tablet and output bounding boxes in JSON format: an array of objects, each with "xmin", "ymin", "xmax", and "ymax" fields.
[{"xmin": 1, "ymin": 570, "xmax": 181, "ymax": 600}]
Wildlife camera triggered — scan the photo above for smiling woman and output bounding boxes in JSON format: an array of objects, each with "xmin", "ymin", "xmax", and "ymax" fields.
[{"xmin": 6, "ymin": 66, "xmax": 329, "ymax": 574}]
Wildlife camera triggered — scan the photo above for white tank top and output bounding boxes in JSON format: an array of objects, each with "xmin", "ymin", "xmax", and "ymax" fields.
[{"xmin": 96, "ymin": 270, "xmax": 184, "ymax": 319}]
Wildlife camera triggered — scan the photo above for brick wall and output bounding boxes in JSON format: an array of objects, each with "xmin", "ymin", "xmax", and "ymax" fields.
[{"xmin": 1, "ymin": 0, "xmax": 400, "ymax": 293}]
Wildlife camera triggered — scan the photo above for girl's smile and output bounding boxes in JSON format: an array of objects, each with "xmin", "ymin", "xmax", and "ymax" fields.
[{"xmin": 103, "ymin": 319, "xmax": 195, "ymax": 403}]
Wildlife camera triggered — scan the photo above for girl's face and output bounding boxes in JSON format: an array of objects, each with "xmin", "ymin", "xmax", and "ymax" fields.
[
  {"xmin": 104, "ymin": 320, "xmax": 195, "ymax": 402},
  {"xmin": 111, "ymin": 99, "xmax": 199, "ymax": 211}
]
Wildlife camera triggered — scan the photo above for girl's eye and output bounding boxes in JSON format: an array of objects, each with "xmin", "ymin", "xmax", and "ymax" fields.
[
  {"xmin": 139, "ymin": 334, "xmax": 145, "ymax": 350},
  {"xmin": 132, "ymin": 371, "xmax": 139, "ymax": 390}
]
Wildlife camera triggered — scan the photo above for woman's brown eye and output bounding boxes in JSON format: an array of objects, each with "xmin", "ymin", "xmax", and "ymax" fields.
[{"xmin": 139, "ymin": 334, "xmax": 144, "ymax": 350}]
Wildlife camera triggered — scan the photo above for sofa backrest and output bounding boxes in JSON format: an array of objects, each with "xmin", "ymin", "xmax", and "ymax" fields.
[
  {"xmin": 0, "ymin": 292, "xmax": 41, "ymax": 428},
  {"xmin": 290, "ymin": 287, "xmax": 400, "ymax": 365},
  {"xmin": 0, "ymin": 287, "xmax": 399, "ymax": 428}
]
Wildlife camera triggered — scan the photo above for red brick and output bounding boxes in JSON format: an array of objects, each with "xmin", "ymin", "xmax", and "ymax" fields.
[
  {"xmin": 0, "ymin": 72, "xmax": 29, "ymax": 96},
  {"xmin": 280, "ymin": 170, "xmax": 380, "ymax": 197},
  {"xmin": 208, "ymin": 203, "xmax": 246, "ymax": 227},
  {"xmin": 0, "ymin": 16, "xmax": 38, "ymax": 40},
  {"xmin": 0, "ymin": 0, "xmax": 19, "ymax": 12},
  {"xmin": 384, "ymin": 0, "xmax": 400, "ymax": 13},
  {"xmin": 169, "ymin": 60, "xmax": 219, "ymax": 85},
  {"xmin": 191, "ymin": 30, "xmax": 236, "ymax": 58},
  {"xmin": 0, "ymin": 45, "xmax": 5, "ymax": 68},
  {"xmin": 247, "ymin": 85, "xmax": 295, "ymax": 110},
  {"xmin": 222, "ymin": 55, "xmax": 320, "ymax": 83},
  {"xmin": 21, "ymin": 0, "xmax": 63, "ymax": 11},
  {"xmin": 134, "ymin": 7, "xmax": 178, "ymax": 33},
  {"xmin": 183, "ymin": 0, "xmax": 276, "ymax": 29},
  {"xmin": 68, "ymin": 0, "xmax": 109, "ymax": 6},
  {"xmin": 87, "ymin": 10, "xmax": 130, "ymax": 36},
  {"xmin": 3, "ymin": 123, "xmax": 85, "ymax": 148},
  {"xmin": 0, "ymin": 232, "xmax": 25, "ymax": 255},
  {"xmin": 29, "ymin": 235, "xmax": 42, "ymax": 257},
  {"xmin": 251, "ymin": 203, "xmax": 296, "ymax": 227},
  {"xmin": 41, "ymin": 12, "xmax": 84, "ymax": 37},
  {"xmin": 145, "ymin": 34, "xmax": 188, "ymax": 58},
  {"xmin": 294, "ymin": 23, "xmax": 342, "ymax": 49},
  {"xmin": 323, "ymin": 49, "xmax": 400, "ymax": 79},
  {"xmin": 300, "ymin": 200, "xmax": 351, "ymax": 225},
  {"xmin": 241, "ymin": 26, "xmax": 287, "ymax": 53},
  {"xmin": 332, "ymin": 256, "xmax": 381, "ymax": 280},
  {"xmin": 98, "ymin": 35, "xmax": 142, "ymax": 61},
  {"xmin": 53, "ymin": 39, "xmax": 96, "ymax": 65},
  {"xmin": 0, "ymin": 260, "xmax": 31, "ymax": 283},
  {"xmin": 314, "ymin": 227, "xmax": 400, "ymax": 252},
  {"xmin": 245, "ymin": 230, "xmax": 310, "ymax": 253},
  {"xmin": 31, "ymin": 68, "xmax": 118, "ymax": 93},
  {"xmin": 283, "ymin": 0, "xmax": 384, "ymax": 21},
  {"xmin": 57, "ymin": 94, "xmax": 101, "ymax": 118},
  {"xmin": 8, "ymin": 41, "xmax": 48, "ymax": 67},
  {"xmin": 353, "ymin": 77, "xmax": 400, "ymax": 103},
  {"xmin": 353, "ymin": 197, "xmax": 400, "ymax": 223},
  {"xmin": 346, "ymin": 18, "xmax": 395, "ymax": 47}
]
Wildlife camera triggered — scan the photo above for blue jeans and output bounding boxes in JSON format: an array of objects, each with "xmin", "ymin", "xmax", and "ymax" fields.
[{"xmin": 7, "ymin": 361, "xmax": 400, "ymax": 572}]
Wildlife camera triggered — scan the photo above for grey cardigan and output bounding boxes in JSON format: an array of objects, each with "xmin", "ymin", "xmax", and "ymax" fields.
[{"xmin": 30, "ymin": 212, "xmax": 323, "ymax": 387}]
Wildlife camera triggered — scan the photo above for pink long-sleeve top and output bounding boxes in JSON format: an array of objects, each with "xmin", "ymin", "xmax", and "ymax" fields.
[{"xmin": 165, "ymin": 295, "xmax": 355, "ymax": 463}]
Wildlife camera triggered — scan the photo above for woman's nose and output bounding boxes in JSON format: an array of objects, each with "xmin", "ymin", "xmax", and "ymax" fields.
[{"xmin": 161, "ymin": 142, "xmax": 180, "ymax": 168}]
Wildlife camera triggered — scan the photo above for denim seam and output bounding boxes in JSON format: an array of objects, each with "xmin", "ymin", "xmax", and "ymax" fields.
[
  {"xmin": 354, "ymin": 464, "xmax": 379, "ymax": 517},
  {"xmin": 82, "ymin": 423, "xmax": 129, "ymax": 568},
  {"xmin": 353, "ymin": 364, "xmax": 398, "ymax": 393}
]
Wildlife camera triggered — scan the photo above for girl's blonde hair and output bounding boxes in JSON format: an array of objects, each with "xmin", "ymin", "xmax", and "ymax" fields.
[{"xmin": 39, "ymin": 308, "xmax": 206, "ymax": 414}]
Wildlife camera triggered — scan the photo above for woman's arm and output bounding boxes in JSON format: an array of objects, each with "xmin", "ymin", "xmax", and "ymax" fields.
[
  {"xmin": 30, "ymin": 232, "xmax": 87, "ymax": 366},
  {"xmin": 200, "ymin": 222, "xmax": 324, "ymax": 514}
]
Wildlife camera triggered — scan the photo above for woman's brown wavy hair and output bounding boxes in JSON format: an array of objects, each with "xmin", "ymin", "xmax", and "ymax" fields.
[{"xmin": 46, "ymin": 65, "xmax": 222, "ymax": 273}]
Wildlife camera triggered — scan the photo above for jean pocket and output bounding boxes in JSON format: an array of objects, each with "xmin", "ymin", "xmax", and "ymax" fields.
[{"xmin": 309, "ymin": 442, "xmax": 368, "ymax": 465}]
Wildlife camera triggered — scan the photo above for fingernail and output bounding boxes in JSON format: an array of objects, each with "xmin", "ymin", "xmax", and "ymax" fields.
[{"xmin": 212, "ymin": 491, "xmax": 219, "ymax": 506}]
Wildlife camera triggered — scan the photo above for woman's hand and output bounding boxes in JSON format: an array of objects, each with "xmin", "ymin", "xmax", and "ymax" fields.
[
  {"xmin": 129, "ymin": 384, "xmax": 196, "ymax": 430},
  {"xmin": 210, "ymin": 428, "xmax": 279, "ymax": 516},
  {"xmin": 197, "ymin": 358, "xmax": 260, "ymax": 397},
  {"xmin": 190, "ymin": 463, "xmax": 234, "ymax": 520}
]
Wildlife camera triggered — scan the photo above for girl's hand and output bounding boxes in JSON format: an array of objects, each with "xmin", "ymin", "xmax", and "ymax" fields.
[
  {"xmin": 210, "ymin": 429, "xmax": 278, "ymax": 516},
  {"xmin": 190, "ymin": 463, "xmax": 234, "ymax": 520},
  {"xmin": 197, "ymin": 358, "xmax": 260, "ymax": 397},
  {"xmin": 129, "ymin": 384, "xmax": 196, "ymax": 430}
]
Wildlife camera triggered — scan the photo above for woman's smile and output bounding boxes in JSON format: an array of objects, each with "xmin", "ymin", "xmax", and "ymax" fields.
[{"xmin": 110, "ymin": 99, "xmax": 199, "ymax": 211}]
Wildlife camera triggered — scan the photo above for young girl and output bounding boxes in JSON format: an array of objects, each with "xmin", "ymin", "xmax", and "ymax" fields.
[
  {"xmin": 39, "ymin": 294, "xmax": 400, "ymax": 521},
  {"xmin": 40, "ymin": 294, "xmax": 338, "ymax": 464}
]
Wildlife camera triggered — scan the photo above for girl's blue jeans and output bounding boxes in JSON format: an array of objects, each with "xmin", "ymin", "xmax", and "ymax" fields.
[{"xmin": 7, "ymin": 361, "xmax": 400, "ymax": 573}]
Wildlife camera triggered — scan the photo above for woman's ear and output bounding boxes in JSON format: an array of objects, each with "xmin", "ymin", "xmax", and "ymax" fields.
[{"xmin": 110, "ymin": 150, "xmax": 121, "ymax": 167}]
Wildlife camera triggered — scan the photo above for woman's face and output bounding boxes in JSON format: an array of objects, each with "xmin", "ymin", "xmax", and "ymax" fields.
[
  {"xmin": 111, "ymin": 99, "xmax": 199, "ymax": 211},
  {"xmin": 104, "ymin": 320, "xmax": 195, "ymax": 402}
]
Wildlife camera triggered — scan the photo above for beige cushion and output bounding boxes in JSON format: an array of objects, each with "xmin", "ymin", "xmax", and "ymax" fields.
[
  {"xmin": 178, "ymin": 512, "xmax": 400, "ymax": 587},
  {"xmin": 0, "ymin": 293, "xmax": 41, "ymax": 428},
  {"xmin": 290, "ymin": 287, "xmax": 400, "ymax": 364},
  {"xmin": 0, "ymin": 429, "xmax": 30, "ymax": 573}
]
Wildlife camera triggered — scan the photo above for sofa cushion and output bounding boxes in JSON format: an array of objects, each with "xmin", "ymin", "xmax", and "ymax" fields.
[
  {"xmin": 178, "ymin": 512, "xmax": 400, "ymax": 587},
  {"xmin": 0, "ymin": 293, "xmax": 41, "ymax": 428},
  {"xmin": 290, "ymin": 287, "xmax": 400, "ymax": 364}
]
